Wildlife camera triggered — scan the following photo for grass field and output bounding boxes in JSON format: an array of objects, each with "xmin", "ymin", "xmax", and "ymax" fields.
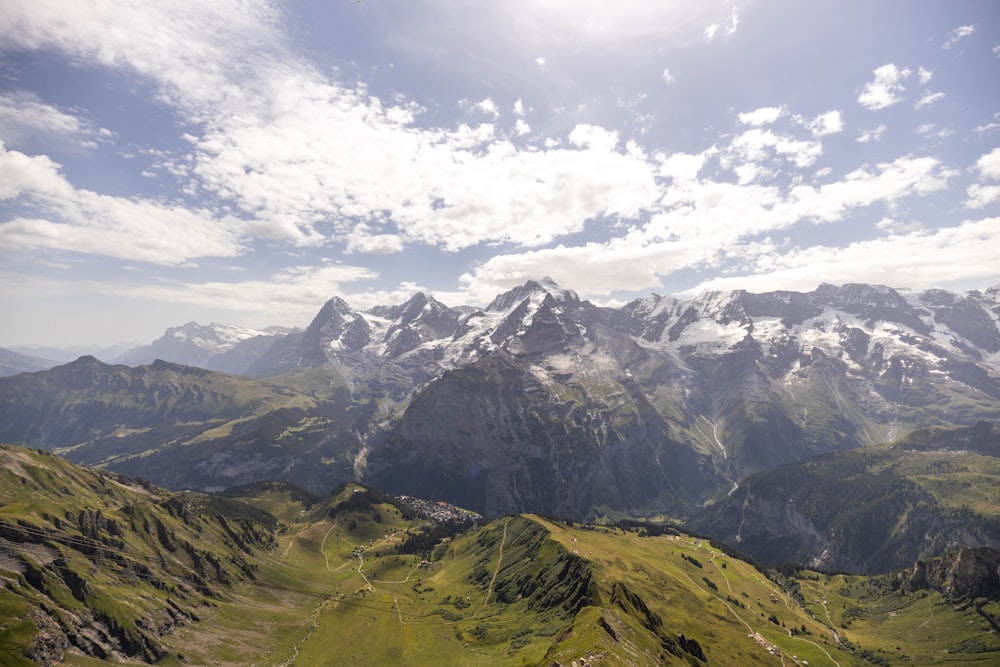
[{"xmin": 3, "ymin": 446, "xmax": 997, "ymax": 666}]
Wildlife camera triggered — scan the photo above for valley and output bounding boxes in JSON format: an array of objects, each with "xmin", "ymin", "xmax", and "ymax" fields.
[{"xmin": 2, "ymin": 444, "xmax": 998, "ymax": 665}]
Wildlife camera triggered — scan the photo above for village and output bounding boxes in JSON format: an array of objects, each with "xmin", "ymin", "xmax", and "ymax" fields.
[{"xmin": 395, "ymin": 495, "xmax": 482, "ymax": 524}]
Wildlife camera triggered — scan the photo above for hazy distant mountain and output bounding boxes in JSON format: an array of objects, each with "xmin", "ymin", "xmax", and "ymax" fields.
[
  {"xmin": 0, "ymin": 356, "xmax": 359, "ymax": 493},
  {"xmin": 7, "ymin": 341, "xmax": 137, "ymax": 363},
  {"xmin": 0, "ymin": 347, "xmax": 58, "ymax": 377},
  {"xmin": 114, "ymin": 321, "xmax": 293, "ymax": 368}
]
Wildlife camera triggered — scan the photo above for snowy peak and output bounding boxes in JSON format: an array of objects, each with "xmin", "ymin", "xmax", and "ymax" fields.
[
  {"xmin": 486, "ymin": 277, "xmax": 579, "ymax": 312},
  {"xmin": 374, "ymin": 293, "xmax": 462, "ymax": 358},
  {"xmin": 621, "ymin": 283, "xmax": 1000, "ymax": 382},
  {"xmin": 115, "ymin": 321, "xmax": 275, "ymax": 366},
  {"xmin": 166, "ymin": 322, "xmax": 272, "ymax": 351},
  {"xmin": 305, "ymin": 296, "xmax": 371, "ymax": 354},
  {"xmin": 918, "ymin": 289, "xmax": 1000, "ymax": 354}
]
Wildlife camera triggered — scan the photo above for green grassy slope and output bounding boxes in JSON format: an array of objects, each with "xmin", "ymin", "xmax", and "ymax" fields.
[
  {"xmin": 2, "ymin": 444, "xmax": 997, "ymax": 666},
  {"xmin": 0, "ymin": 358, "xmax": 362, "ymax": 494}
]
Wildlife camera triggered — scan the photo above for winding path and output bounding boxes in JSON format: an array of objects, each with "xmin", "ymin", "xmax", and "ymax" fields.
[{"xmin": 475, "ymin": 517, "xmax": 510, "ymax": 617}]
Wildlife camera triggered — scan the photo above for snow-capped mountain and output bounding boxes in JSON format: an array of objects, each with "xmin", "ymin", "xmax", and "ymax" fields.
[
  {"xmin": 51, "ymin": 278, "xmax": 1000, "ymax": 519},
  {"xmin": 114, "ymin": 322, "xmax": 292, "ymax": 368}
]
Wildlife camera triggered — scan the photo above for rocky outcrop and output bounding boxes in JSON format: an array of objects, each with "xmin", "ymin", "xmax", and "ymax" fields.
[
  {"xmin": 687, "ymin": 434, "xmax": 1000, "ymax": 574},
  {"xmin": 366, "ymin": 353, "xmax": 711, "ymax": 519},
  {"xmin": 900, "ymin": 547, "xmax": 1000, "ymax": 601}
]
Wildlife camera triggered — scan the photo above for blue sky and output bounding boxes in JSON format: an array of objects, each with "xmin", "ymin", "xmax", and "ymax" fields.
[{"xmin": 1, "ymin": 0, "xmax": 998, "ymax": 346}]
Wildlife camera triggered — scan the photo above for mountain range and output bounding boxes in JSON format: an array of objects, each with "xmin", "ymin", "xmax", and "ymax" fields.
[{"xmin": 1, "ymin": 279, "xmax": 999, "ymax": 573}]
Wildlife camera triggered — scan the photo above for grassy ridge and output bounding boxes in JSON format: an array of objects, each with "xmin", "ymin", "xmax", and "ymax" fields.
[{"xmin": 2, "ymin": 445, "xmax": 997, "ymax": 666}]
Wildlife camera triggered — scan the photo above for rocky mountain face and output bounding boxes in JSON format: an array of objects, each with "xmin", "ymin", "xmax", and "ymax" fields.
[
  {"xmin": 686, "ymin": 422, "xmax": 1000, "ymax": 574},
  {"xmin": 3, "ymin": 280, "xmax": 999, "ymax": 526},
  {"xmin": 900, "ymin": 546, "xmax": 1000, "ymax": 601}
]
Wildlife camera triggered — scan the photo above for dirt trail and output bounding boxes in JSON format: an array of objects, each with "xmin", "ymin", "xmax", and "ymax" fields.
[{"xmin": 475, "ymin": 518, "xmax": 510, "ymax": 617}]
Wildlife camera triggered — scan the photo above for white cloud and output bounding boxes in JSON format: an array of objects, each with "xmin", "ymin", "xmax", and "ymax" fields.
[
  {"xmin": 0, "ymin": 91, "xmax": 90, "ymax": 145},
  {"xmin": 461, "ymin": 153, "xmax": 960, "ymax": 300},
  {"xmin": 2, "ymin": 1, "xmax": 679, "ymax": 258},
  {"xmin": 704, "ymin": 6, "xmax": 739, "ymax": 42},
  {"xmin": 535, "ymin": 56, "xmax": 546, "ymax": 66},
  {"xmin": 738, "ymin": 106, "xmax": 785, "ymax": 126},
  {"xmin": 1, "ymin": 0, "xmax": 990, "ymax": 325},
  {"xmin": 345, "ymin": 224, "xmax": 404, "ymax": 254},
  {"xmin": 964, "ymin": 184, "xmax": 1000, "ymax": 209},
  {"xmin": 918, "ymin": 67, "xmax": 933, "ymax": 84},
  {"xmin": 726, "ymin": 128, "xmax": 823, "ymax": 169},
  {"xmin": 657, "ymin": 150, "xmax": 712, "ymax": 183},
  {"xmin": 874, "ymin": 216, "xmax": 923, "ymax": 234},
  {"xmin": 915, "ymin": 124, "xmax": 953, "ymax": 139},
  {"xmin": 0, "ymin": 143, "xmax": 244, "ymax": 264},
  {"xmin": 568, "ymin": 124, "xmax": 619, "ymax": 151},
  {"xmin": 973, "ymin": 147, "xmax": 1000, "ymax": 180},
  {"xmin": 858, "ymin": 64, "xmax": 911, "ymax": 110},
  {"xmin": 127, "ymin": 264, "xmax": 380, "ymax": 325},
  {"xmin": 915, "ymin": 91, "xmax": 945, "ymax": 108},
  {"xmin": 803, "ymin": 110, "xmax": 844, "ymax": 137},
  {"xmin": 944, "ymin": 24, "xmax": 975, "ymax": 49},
  {"xmin": 662, "ymin": 68, "xmax": 675, "ymax": 83},
  {"xmin": 857, "ymin": 124, "xmax": 887, "ymax": 143},
  {"xmin": 964, "ymin": 147, "xmax": 1000, "ymax": 207},
  {"xmin": 0, "ymin": 0, "xmax": 284, "ymax": 113},
  {"xmin": 474, "ymin": 97, "xmax": 500, "ymax": 118},
  {"xmin": 684, "ymin": 218, "xmax": 1000, "ymax": 295}
]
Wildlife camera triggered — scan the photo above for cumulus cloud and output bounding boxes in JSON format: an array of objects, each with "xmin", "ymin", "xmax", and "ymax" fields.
[
  {"xmin": 802, "ymin": 110, "xmax": 844, "ymax": 137},
  {"xmin": 973, "ymin": 147, "xmax": 1000, "ymax": 180},
  {"xmin": 1, "ymin": 0, "xmax": 991, "ymax": 323},
  {"xmin": 857, "ymin": 124, "xmax": 887, "ymax": 143},
  {"xmin": 662, "ymin": 68, "xmax": 676, "ymax": 83},
  {"xmin": 918, "ymin": 67, "xmax": 933, "ymax": 84},
  {"xmin": 568, "ymin": 124, "xmax": 620, "ymax": 151},
  {"xmin": 738, "ymin": 106, "xmax": 785, "ymax": 126},
  {"xmin": 964, "ymin": 147, "xmax": 1000, "ymax": 208},
  {"xmin": 682, "ymin": 218, "xmax": 1000, "ymax": 295},
  {"xmin": 726, "ymin": 128, "xmax": 823, "ymax": 169},
  {"xmin": 0, "ymin": 143, "xmax": 244, "ymax": 264},
  {"xmin": 459, "ymin": 153, "xmax": 960, "ymax": 301},
  {"xmin": 345, "ymin": 224, "xmax": 404, "ymax": 254},
  {"xmin": 858, "ymin": 64, "xmax": 911, "ymax": 110},
  {"xmin": 964, "ymin": 184, "xmax": 1000, "ymax": 209},
  {"xmin": 1, "ymin": 0, "xmax": 675, "ymax": 260},
  {"xmin": 474, "ymin": 98, "xmax": 500, "ymax": 118}
]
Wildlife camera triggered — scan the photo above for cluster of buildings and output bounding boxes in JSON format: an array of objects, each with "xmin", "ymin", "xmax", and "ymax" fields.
[{"xmin": 395, "ymin": 495, "xmax": 481, "ymax": 524}]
